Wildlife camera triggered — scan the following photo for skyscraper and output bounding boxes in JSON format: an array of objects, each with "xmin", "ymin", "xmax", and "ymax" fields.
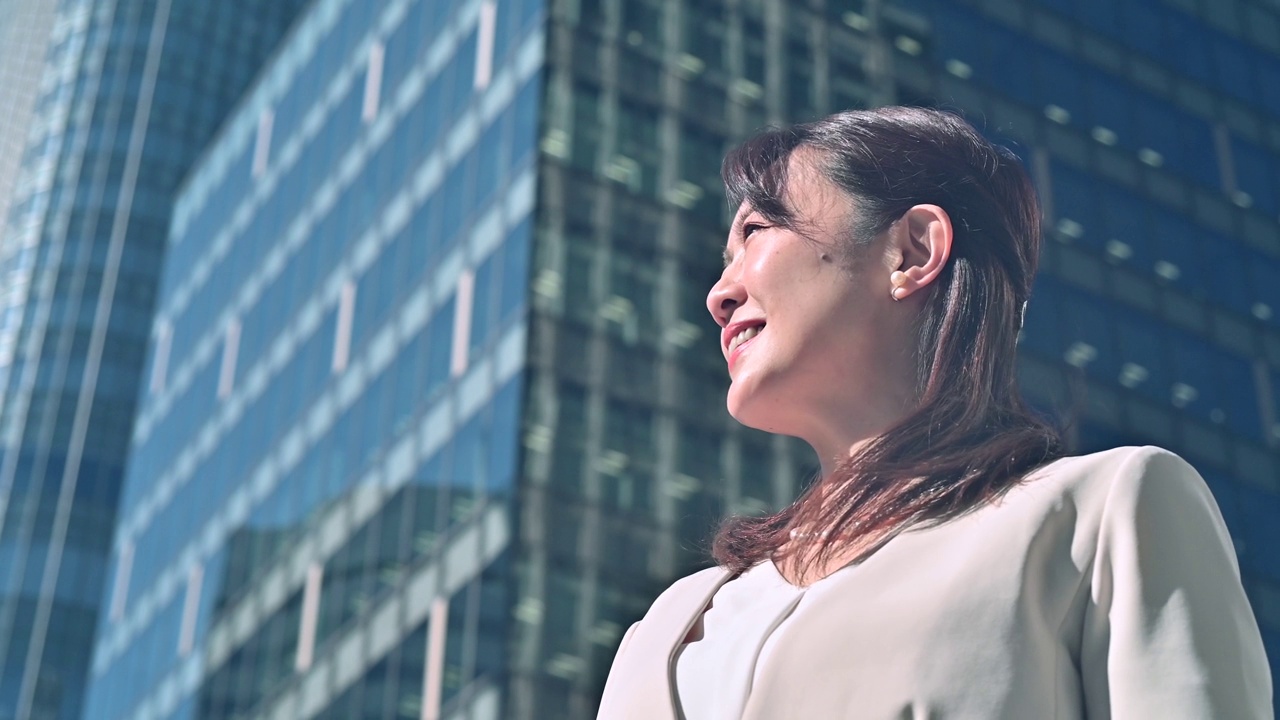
[
  {"xmin": 0, "ymin": 0, "xmax": 59, "ymax": 262},
  {"xmin": 85, "ymin": 0, "xmax": 1279, "ymax": 718},
  {"xmin": 0, "ymin": 0, "xmax": 308, "ymax": 718}
]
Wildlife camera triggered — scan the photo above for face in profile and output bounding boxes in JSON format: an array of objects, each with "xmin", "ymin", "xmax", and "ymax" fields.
[{"xmin": 706, "ymin": 153, "xmax": 912, "ymax": 446}]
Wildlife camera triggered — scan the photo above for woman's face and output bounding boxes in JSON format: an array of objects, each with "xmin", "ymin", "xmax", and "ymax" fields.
[{"xmin": 706, "ymin": 154, "xmax": 915, "ymax": 447}]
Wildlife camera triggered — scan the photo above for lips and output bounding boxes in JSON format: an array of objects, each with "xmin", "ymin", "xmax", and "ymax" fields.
[{"xmin": 722, "ymin": 320, "xmax": 765, "ymax": 370}]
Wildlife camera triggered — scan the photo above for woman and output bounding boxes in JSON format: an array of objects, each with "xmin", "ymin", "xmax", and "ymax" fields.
[{"xmin": 597, "ymin": 107, "xmax": 1272, "ymax": 719}]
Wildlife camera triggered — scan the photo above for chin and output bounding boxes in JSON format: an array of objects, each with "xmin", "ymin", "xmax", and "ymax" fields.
[
  {"xmin": 725, "ymin": 390, "xmax": 754, "ymax": 427},
  {"xmin": 725, "ymin": 385, "xmax": 790, "ymax": 434}
]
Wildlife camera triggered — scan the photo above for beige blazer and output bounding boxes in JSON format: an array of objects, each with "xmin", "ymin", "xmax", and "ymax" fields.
[{"xmin": 598, "ymin": 446, "xmax": 1273, "ymax": 719}]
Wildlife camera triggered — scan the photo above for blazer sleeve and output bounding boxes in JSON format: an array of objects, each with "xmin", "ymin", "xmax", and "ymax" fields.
[
  {"xmin": 1080, "ymin": 446, "xmax": 1273, "ymax": 719},
  {"xmin": 597, "ymin": 622, "xmax": 639, "ymax": 716}
]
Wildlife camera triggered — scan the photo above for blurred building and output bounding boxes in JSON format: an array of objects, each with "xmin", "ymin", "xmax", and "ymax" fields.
[
  {"xmin": 0, "ymin": 0, "xmax": 308, "ymax": 718},
  {"xmin": 0, "ymin": 0, "xmax": 59, "ymax": 260},
  {"xmin": 81, "ymin": 1, "xmax": 539, "ymax": 718},
  {"xmin": 83, "ymin": 0, "xmax": 1279, "ymax": 719}
]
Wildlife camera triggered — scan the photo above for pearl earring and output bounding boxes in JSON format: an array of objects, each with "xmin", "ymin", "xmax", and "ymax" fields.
[{"xmin": 890, "ymin": 271, "xmax": 908, "ymax": 302}]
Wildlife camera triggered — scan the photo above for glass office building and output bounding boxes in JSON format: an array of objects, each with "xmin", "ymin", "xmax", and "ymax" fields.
[
  {"xmin": 84, "ymin": 0, "xmax": 541, "ymax": 718},
  {"xmin": 87, "ymin": 0, "xmax": 1278, "ymax": 718},
  {"xmin": 0, "ymin": 0, "xmax": 59, "ymax": 257},
  {"xmin": 0, "ymin": 0, "xmax": 307, "ymax": 718}
]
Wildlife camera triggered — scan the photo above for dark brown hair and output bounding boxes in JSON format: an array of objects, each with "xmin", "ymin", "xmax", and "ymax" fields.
[{"xmin": 713, "ymin": 106, "xmax": 1065, "ymax": 575}]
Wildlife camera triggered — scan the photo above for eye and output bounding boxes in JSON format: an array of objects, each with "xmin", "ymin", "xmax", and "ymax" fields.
[{"xmin": 723, "ymin": 219, "xmax": 768, "ymax": 266}]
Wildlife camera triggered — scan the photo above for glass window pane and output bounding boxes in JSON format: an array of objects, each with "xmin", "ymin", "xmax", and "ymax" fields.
[
  {"xmin": 1233, "ymin": 137, "xmax": 1278, "ymax": 217},
  {"xmin": 1203, "ymin": 233, "xmax": 1254, "ymax": 316},
  {"xmin": 1083, "ymin": 69, "xmax": 1133, "ymax": 141},
  {"xmin": 1022, "ymin": 275, "xmax": 1064, "ymax": 359},
  {"xmin": 1130, "ymin": 93, "xmax": 1182, "ymax": 173},
  {"xmin": 1037, "ymin": 51, "xmax": 1085, "ymax": 120},
  {"xmin": 1059, "ymin": 287, "xmax": 1119, "ymax": 382},
  {"xmin": 987, "ymin": 28, "xmax": 1038, "ymax": 106},
  {"xmin": 1178, "ymin": 113, "xmax": 1219, "ymax": 189},
  {"xmin": 1050, "ymin": 161, "xmax": 1103, "ymax": 250},
  {"xmin": 1149, "ymin": 217, "xmax": 1204, "ymax": 302},
  {"xmin": 1099, "ymin": 185, "xmax": 1148, "ymax": 267},
  {"xmin": 1113, "ymin": 306, "xmax": 1169, "ymax": 402},
  {"xmin": 1212, "ymin": 35, "xmax": 1257, "ymax": 103},
  {"xmin": 1076, "ymin": 0, "xmax": 1119, "ymax": 37},
  {"xmin": 1162, "ymin": 12, "xmax": 1213, "ymax": 83},
  {"xmin": 1117, "ymin": 1, "xmax": 1164, "ymax": 58}
]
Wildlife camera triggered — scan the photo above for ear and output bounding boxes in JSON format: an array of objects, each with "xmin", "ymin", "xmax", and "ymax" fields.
[{"xmin": 889, "ymin": 204, "xmax": 953, "ymax": 301}]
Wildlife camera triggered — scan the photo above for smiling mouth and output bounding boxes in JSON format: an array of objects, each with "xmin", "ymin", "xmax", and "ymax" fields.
[{"xmin": 727, "ymin": 323, "xmax": 764, "ymax": 356}]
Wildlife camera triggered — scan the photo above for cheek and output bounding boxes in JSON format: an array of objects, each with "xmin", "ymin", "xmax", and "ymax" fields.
[{"xmin": 795, "ymin": 300, "xmax": 877, "ymax": 362}]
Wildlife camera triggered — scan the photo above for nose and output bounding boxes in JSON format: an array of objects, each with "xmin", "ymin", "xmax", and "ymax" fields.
[{"xmin": 706, "ymin": 269, "xmax": 746, "ymax": 328}]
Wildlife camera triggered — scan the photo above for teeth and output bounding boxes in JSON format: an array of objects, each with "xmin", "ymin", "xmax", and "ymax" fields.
[{"xmin": 728, "ymin": 325, "xmax": 763, "ymax": 354}]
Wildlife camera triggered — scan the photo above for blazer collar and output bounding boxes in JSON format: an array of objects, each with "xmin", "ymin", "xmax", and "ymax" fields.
[{"xmin": 619, "ymin": 566, "xmax": 737, "ymax": 719}]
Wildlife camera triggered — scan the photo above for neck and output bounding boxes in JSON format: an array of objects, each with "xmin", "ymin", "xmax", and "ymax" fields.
[
  {"xmin": 807, "ymin": 376, "xmax": 918, "ymax": 478},
  {"xmin": 817, "ymin": 435, "xmax": 877, "ymax": 477}
]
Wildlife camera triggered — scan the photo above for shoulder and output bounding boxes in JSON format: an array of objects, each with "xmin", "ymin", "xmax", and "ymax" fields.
[
  {"xmin": 1027, "ymin": 443, "xmax": 1188, "ymax": 480},
  {"xmin": 1024, "ymin": 445, "xmax": 1233, "ymax": 564},
  {"xmin": 646, "ymin": 565, "xmax": 730, "ymax": 612},
  {"xmin": 1022, "ymin": 444, "xmax": 1212, "ymax": 510},
  {"xmin": 997, "ymin": 445, "xmax": 1226, "ymax": 558},
  {"xmin": 605, "ymin": 565, "xmax": 729, "ymax": 680},
  {"xmin": 628, "ymin": 565, "xmax": 732, "ymax": 640}
]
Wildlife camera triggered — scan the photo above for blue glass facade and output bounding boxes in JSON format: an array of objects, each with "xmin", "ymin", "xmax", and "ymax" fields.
[
  {"xmin": 0, "ymin": 0, "xmax": 58, "ymax": 253},
  {"xmin": 0, "ymin": 1, "xmax": 305, "ymax": 719},
  {"xmin": 84, "ymin": 0, "xmax": 541, "ymax": 717}
]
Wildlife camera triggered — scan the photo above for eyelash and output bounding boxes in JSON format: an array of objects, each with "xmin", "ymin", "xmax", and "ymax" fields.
[{"xmin": 724, "ymin": 221, "xmax": 767, "ymax": 267}]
